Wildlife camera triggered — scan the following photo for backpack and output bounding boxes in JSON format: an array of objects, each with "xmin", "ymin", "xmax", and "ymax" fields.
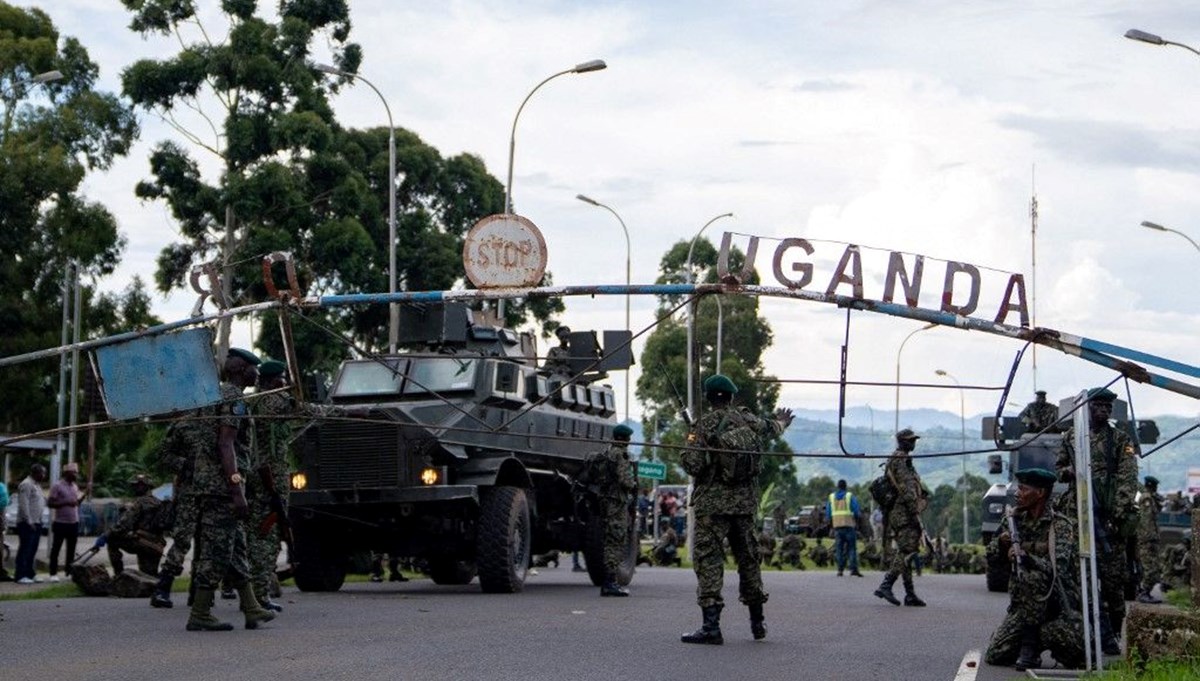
[{"xmin": 869, "ymin": 475, "xmax": 898, "ymax": 510}]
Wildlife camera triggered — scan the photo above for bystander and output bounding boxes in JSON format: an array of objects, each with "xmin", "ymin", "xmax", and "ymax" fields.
[
  {"xmin": 15, "ymin": 464, "xmax": 47, "ymax": 584},
  {"xmin": 47, "ymin": 462, "xmax": 85, "ymax": 582}
]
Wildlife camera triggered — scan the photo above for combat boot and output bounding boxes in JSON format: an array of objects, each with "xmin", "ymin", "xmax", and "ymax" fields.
[
  {"xmin": 874, "ymin": 574, "xmax": 900, "ymax": 606},
  {"xmin": 681, "ymin": 605, "xmax": 724, "ymax": 645},
  {"xmin": 186, "ymin": 589, "xmax": 234, "ymax": 631},
  {"xmin": 903, "ymin": 592, "xmax": 926, "ymax": 607},
  {"xmin": 220, "ymin": 584, "xmax": 237, "ymax": 600},
  {"xmin": 600, "ymin": 579, "xmax": 629, "ymax": 597},
  {"xmin": 259, "ymin": 596, "xmax": 284, "ymax": 612},
  {"xmin": 1135, "ymin": 588, "xmax": 1161, "ymax": 604},
  {"xmin": 237, "ymin": 583, "xmax": 275, "ymax": 630},
  {"xmin": 150, "ymin": 572, "xmax": 175, "ymax": 609},
  {"xmin": 748, "ymin": 602, "xmax": 766, "ymax": 640},
  {"xmin": 1014, "ymin": 626, "xmax": 1041, "ymax": 672}
]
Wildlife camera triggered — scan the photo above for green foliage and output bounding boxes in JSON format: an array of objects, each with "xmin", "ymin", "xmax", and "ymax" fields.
[
  {"xmin": 0, "ymin": 582, "xmax": 84, "ymax": 601},
  {"xmin": 1082, "ymin": 652, "xmax": 1200, "ymax": 679}
]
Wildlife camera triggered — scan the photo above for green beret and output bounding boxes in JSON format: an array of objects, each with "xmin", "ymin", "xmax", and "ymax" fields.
[
  {"xmin": 1144, "ymin": 476, "xmax": 1159, "ymax": 488},
  {"xmin": 1014, "ymin": 467, "xmax": 1057, "ymax": 490},
  {"xmin": 227, "ymin": 348, "xmax": 262, "ymax": 365},
  {"xmin": 128, "ymin": 474, "xmax": 152, "ymax": 486},
  {"xmin": 703, "ymin": 374, "xmax": 738, "ymax": 395},
  {"xmin": 1087, "ymin": 387, "xmax": 1116, "ymax": 403},
  {"xmin": 613, "ymin": 424, "xmax": 633, "ymax": 439},
  {"xmin": 259, "ymin": 360, "xmax": 287, "ymax": 378},
  {"xmin": 896, "ymin": 428, "xmax": 920, "ymax": 441}
]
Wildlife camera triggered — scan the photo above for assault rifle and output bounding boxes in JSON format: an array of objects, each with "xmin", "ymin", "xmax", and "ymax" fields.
[
  {"xmin": 658, "ymin": 363, "xmax": 692, "ymax": 427},
  {"xmin": 1007, "ymin": 513, "xmax": 1024, "ymax": 578},
  {"xmin": 257, "ymin": 463, "xmax": 296, "ymax": 574}
]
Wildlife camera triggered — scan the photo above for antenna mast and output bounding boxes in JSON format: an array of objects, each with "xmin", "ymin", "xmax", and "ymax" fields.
[{"xmin": 1030, "ymin": 165, "xmax": 1038, "ymax": 391}]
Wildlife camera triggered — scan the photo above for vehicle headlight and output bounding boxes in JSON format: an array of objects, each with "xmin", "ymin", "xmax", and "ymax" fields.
[
  {"xmin": 290, "ymin": 472, "xmax": 308, "ymax": 491},
  {"xmin": 420, "ymin": 467, "xmax": 440, "ymax": 485},
  {"xmin": 987, "ymin": 503, "xmax": 1005, "ymax": 515}
]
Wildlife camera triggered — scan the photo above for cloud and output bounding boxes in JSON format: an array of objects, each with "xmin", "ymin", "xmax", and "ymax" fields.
[
  {"xmin": 999, "ymin": 114, "xmax": 1200, "ymax": 174},
  {"xmin": 793, "ymin": 78, "xmax": 860, "ymax": 93}
]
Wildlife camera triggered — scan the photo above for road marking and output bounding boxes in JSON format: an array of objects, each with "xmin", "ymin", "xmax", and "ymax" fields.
[{"xmin": 953, "ymin": 649, "xmax": 980, "ymax": 681}]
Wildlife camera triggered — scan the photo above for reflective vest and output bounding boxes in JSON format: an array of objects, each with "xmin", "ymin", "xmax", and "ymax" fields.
[{"xmin": 828, "ymin": 492, "xmax": 855, "ymax": 528}]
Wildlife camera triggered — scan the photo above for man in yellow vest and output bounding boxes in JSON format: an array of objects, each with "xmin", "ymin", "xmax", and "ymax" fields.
[{"xmin": 827, "ymin": 479, "xmax": 863, "ymax": 577}]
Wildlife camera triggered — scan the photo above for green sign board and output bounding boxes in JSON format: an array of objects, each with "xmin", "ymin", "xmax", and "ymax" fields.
[{"xmin": 637, "ymin": 461, "xmax": 667, "ymax": 481}]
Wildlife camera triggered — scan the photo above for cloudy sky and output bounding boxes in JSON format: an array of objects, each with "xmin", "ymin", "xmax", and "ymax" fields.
[{"xmin": 32, "ymin": 0, "xmax": 1200, "ymax": 423}]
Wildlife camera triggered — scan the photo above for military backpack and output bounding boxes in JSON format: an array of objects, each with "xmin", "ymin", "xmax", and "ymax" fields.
[{"xmin": 869, "ymin": 474, "xmax": 898, "ymax": 511}]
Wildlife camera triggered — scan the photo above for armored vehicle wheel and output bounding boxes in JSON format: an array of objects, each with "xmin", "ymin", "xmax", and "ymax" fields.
[
  {"xmin": 293, "ymin": 534, "xmax": 348, "ymax": 592},
  {"xmin": 985, "ymin": 553, "xmax": 1010, "ymax": 593},
  {"xmin": 477, "ymin": 486, "xmax": 531, "ymax": 593},
  {"xmin": 428, "ymin": 558, "xmax": 478, "ymax": 585},
  {"xmin": 583, "ymin": 512, "xmax": 638, "ymax": 587}
]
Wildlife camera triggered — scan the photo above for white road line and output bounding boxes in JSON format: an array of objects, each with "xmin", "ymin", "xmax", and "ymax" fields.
[{"xmin": 954, "ymin": 649, "xmax": 981, "ymax": 681}]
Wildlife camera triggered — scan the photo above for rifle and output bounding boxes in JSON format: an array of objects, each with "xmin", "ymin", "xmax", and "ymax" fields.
[
  {"xmin": 1007, "ymin": 513, "xmax": 1024, "ymax": 578},
  {"xmin": 657, "ymin": 363, "xmax": 692, "ymax": 427},
  {"xmin": 257, "ymin": 463, "xmax": 296, "ymax": 573}
]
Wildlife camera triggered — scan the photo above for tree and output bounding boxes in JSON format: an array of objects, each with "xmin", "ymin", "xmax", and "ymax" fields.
[
  {"xmin": 635, "ymin": 238, "xmax": 798, "ymax": 494},
  {"xmin": 0, "ymin": 3, "xmax": 138, "ymax": 434}
]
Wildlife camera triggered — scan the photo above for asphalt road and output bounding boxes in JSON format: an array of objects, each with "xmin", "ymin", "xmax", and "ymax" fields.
[{"xmin": 1, "ymin": 566, "xmax": 1024, "ymax": 681}]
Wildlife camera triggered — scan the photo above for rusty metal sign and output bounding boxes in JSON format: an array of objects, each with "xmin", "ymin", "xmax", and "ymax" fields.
[{"xmin": 463, "ymin": 214, "xmax": 547, "ymax": 288}]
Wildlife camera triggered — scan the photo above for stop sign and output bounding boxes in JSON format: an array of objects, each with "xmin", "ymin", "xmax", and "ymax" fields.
[{"xmin": 462, "ymin": 213, "xmax": 548, "ymax": 288}]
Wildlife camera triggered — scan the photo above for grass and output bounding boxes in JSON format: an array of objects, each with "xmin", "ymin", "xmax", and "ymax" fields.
[
  {"xmin": 1082, "ymin": 656, "xmax": 1200, "ymax": 680},
  {"xmin": 1164, "ymin": 587, "xmax": 1194, "ymax": 611},
  {"xmin": 0, "ymin": 583, "xmax": 85, "ymax": 601}
]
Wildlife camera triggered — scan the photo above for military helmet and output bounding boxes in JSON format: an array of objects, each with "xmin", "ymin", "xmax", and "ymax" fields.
[
  {"xmin": 703, "ymin": 374, "xmax": 739, "ymax": 396},
  {"xmin": 895, "ymin": 428, "xmax": 920, "ymax": 442},
  {"xmin": 613, "ymin": 424, "xmax": 634, "ymax": 440}
]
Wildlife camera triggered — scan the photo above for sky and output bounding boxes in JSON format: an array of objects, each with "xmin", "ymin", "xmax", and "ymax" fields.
[{"xmin": 26, "ymin": 0, "xmax": 1200, "ymax": 424}]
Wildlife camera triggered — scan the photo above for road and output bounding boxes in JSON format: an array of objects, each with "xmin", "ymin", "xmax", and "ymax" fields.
[{"xmin": 1, "ymin": 566, "xmax": 1025, "ymax": 681}]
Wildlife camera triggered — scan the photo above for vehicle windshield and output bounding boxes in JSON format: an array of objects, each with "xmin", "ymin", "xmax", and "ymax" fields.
[
  {"xmin": 332, "ymin": 359, "xmax": 406, "ymax": 397},
  {"xmin": 403, "ymin": 357, "xmax": 478, "ymax": 395}
]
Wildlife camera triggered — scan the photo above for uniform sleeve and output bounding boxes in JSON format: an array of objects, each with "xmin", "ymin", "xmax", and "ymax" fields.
[
  {"xmin": 1116, "ymin": 431, "xmax": 1140, "ymax": 533},
  {"xmin": 618, "ymin": 450, "xmax": 637, "ymax": 494}
]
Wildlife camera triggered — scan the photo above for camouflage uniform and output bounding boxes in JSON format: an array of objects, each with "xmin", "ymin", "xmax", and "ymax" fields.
[
  {"xmin": 1019, "ymin": 398, "xmax": 1059, "ymax": 432},
  {"xmin": 985, "ymin": 504, "xmax": 1084, "ymax": 669},
  {"xmin": 680, "ymin": 404, "xmax": 783, "ymax": 609},
  {"xmin": 107, "ymin": 492, "xmax": 165, "ymax": 574},
  {"xmin": 1057, "ymin": 422, "xmax": 1138, "ymax": 633},
  {"xmin": 809, "ymin": 539, "xmax": 830, "ymax": 567},
  {"xmin": 191, "ymin": 383, "xmax": 253, "ymax": 592},
  {"xmin": 758, "ymin": 531, "xmax": 776, "ymax": 567},
  {"xmin": 583, "ymin": 442, "xmax": 636, "ymax": 579},
  {"xmin": 777, "ymin": 534, "xmax": 806, "ymax": 569},
  {"xmin": 159, "ymin": 409, "xmax": 212, "ymax": 578},
  {"xmin": 882, "ymin": 447, "xmax": 926, "ymax": 596},
  {"xmin": 246, "ymin": 390, "xmax": 295, "ymax": 603},
  {"xmin": 543, "ymin": 345, "xmax": 571, "ymax": 375},
  {"xmin": 1136, "ymin": 486, "xmax": 1162, "ymax": 597}
]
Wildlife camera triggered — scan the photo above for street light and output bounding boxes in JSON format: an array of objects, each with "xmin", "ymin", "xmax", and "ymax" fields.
[
  {"xmin": 685, "ymin": 212, "xmax": 735, "ymax": 418},
  {"xmin": 1125, "ymin": 28, "xmax": 1200, "ymax": 57},
  {"xmin": 894, "ymin": 322, "xmax": 937, "ymax": 431},
  {"xmin": 576, "ymin": 193, "xmax": 631, "ymax": 423},
  {"xmin": 935, "ymin": 369, "xmax": 969, "ymax": 544},
  {"xmin": 2, "ymin": 69, "xmax": 62, "ymax": 96},
  {"xmin": 1140, "ymin": 220, "xmax": 1200, "ymax": 253},
  {"xmin": 316, "ymin": 63, "xmax": 398, "ymax": 352}
]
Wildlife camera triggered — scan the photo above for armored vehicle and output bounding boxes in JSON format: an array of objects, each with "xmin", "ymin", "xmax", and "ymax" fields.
[
  {"xmin": 287, "ymin": 303, "xmax": 635, "ymax": 593},
  {"xmin": 978, "ymin": 396, "xmax": 1157, "ymax": 592}
]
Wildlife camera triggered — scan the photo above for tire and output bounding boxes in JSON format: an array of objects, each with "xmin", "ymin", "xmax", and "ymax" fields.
[
  {"xmin": 293, "ymin": 528, "xmax": 348, "ymax": 592},
  {"xmin": 583, "ymin": 510, "xmax": 637, "ymax": 587},
  {"xmin": 476, "ymin": 486, "xmax": 531, "ymax": 593},
  {"xmin": 428, "ymin": 558, "xmax": 478, "ymax": 586},
  {"xmin": 985, "ymin": 553, "xmax": 1010, "ymax": 593}
]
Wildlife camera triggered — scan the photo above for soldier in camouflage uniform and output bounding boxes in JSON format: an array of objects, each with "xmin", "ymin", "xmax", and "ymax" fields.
[
  {"xmin": 680, "ymin": 374, "xmax": 792, "ymax": 645},
  {"xmin": 579, "ymin": 423, "xmax": 637, "ymax": 597},
  {"xmin": 758, "ymin": 528, "xmax": 776, "ymax": 567},
  {"xmin": 150, "ymin": 405, "xmax": 212, "ymax": 609},
  {"xmin": 1018, "ymin": 390, "xmax": 1060, "ymax": 433},
  {"xmin": 776, "ymin": 532, "xmax": 806, "ymax": 569},
  {"xmin": 106, "ymin": 475, "xmax": 165, "ymax": 575},
  {"xmin": 543, "ymin": 326, "xmax": 573, "ymax": 376},
  {"xmin": 874, "ymin": 429, "xmax": 929, "ymax": 607},
  {"xmin": 1135, "ymin": 475, "xmax": 1163, "ymax": 604},
  {"xmin": 809, "ymin": 537, "xmax": 831, "ymax": 568},
  {"xmin": 1056, "ymin": 387, "xmax": 1137, "ymax": 654},
  {"xmin": 186, "ymin": 348, "xmax": 274, "ymax": 632},
  {"xmin": 984, "ymin": 468, "xmax": 1084, "ymax": 671},
  {"xmin": 246, "ymin": 360, "xmax": 295, "ymax": 612}
]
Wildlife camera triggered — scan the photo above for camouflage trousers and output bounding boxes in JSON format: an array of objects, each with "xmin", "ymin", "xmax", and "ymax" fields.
[
  {"xmin": 107, "ymin": 535, "xmax": 164, "ymax": 575},
  {"xmin": 192, "ymin": 495, "xmax": 250, "ymax": 590},
  {"xmin": 601, "ymin": 500, "xmax": 629, "ymax": 576},
  {"xmin": 1097, "ymin": 543, "xmax": 1127, "ymax": 628},
  {"xmin": 884, "ymin": 521, "xmax": 921, "ymax": 591},
  {"xmin": 692, "ymin": 513, "xmax": 767, "ymax": 608},
  {"xmin": 160, "ymin": 485, "xmax": 197, "ymax": 578},
  {"xmin": 985, "ymin": 566, "xmax": 1084, "ymax": 668},
  {"xmin": 1138, "ymin": 535, "xmax": 1161, "ymax": 592},
  {"xmin": 247, "ymin": 493, "xmax": 281, "ymax": 600}
]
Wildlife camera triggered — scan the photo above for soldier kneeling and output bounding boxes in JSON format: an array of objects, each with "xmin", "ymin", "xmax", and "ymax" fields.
[{"xmin": 105, "ymin": 475, "xmax": 167, "ymax": 576}]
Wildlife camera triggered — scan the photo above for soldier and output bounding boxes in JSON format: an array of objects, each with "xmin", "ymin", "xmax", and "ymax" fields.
[
  {"xmin": 984, "ymin": 468, "xmax": 1084, "ymax": 671},
  {"xmin": 579, "ymin": 423, "xmax": 637, "ymax": 597},
  {"xmin": 809, "ymin": 537, "xmax": 831, "ymax": 568},
  {"xmin": 1018, "ymin": 390, "xmax": 1060, "ymax": 433},
  {"xmin": 969, "ymin": 552, "xmax": 986, "ymax": 575},
  {"xmin": 772, "ymin": 502, "xmax": 787, "ymax": 538},
  {"xmin": 776, "ymin": 531, "xmax": 805, "ymax": 570},
  {"xmin": 653, "ymin": 518, "xmax": 681, "ymax": 566},
  {"xmin": 104, "ymin": 475, "xmax": 166, "ymax": 575},
  {"xmin": 859, "ymin": 541, "xmax": 879, "ymax": 571},
  {"xmin": 150, "ymin": 404, "xmax": 211, "ymax": 608},
  {"xmin": 679, "ymin": 374, "xmax": 792, "ymax": 645},
  {"xmin": 1056, "ymin": 387, "xmax": 1138, "ymax": 654},
  {"xmin": 1135, "ymin": 475, "xmax": 1163, "ymax": 604},
  {"xmin": 246, "ymin": 360, "xmax": 297, "ymax": 611},
  {"xmin": 758, "ymin": 527, "xmax": 777, "ymax": 567},
  {"xmin": 185, "ymin": 347, "xmax": 274, "ymax": 632},
  {"xmin": 543, "ymin": 326, "xmax": 573, "ymax": 376},
  {"xmin": 874, "ymin": 428, "xmax": 929, "ymax": 607}
]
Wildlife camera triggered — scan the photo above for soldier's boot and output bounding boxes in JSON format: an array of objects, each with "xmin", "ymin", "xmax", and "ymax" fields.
[
  {"xmin": 1135, "ymin": 587, "xmax": 1161, "ymax": 604},
  {"xmin": 600, "ymin": 578, "xmax": 629, "ymax": 597},
  {"xmin": 150, "ymin": 572, "xmax": 175, "ymax": 609},
  {"xmin": 681, "ymin": 605, "xmax": 724, "ymax": 645},
  {"xmin": 110, "ymin": 552, "xmax": 125, "ymax": 576},
  {"xmin": 1099, "ymin": 613, "xmax": 1121, "ymax": 656},
  {"xmin": 185, "ymin": 589, "xmax": 234, "ymax": 632},
  {"xmin": 254, "ymin": 581, "xmax": 283, "ymax": 612},
  {"xmin": 874, "ymin": 574, "xmax": 901, "ymax": 606},
  {"xmin": 220, "ymin": 584, "xmax": 237, "ymax": 600},
  {"xmin": 237, "ymin": 583, "xmax": 275, "ymax": 630},
  {"xmin": 850, "ymin": 569, "xmax": 864, "ymax": 577},
  {"xmin": 748, "ymin": 603, "xmax": 766, "ymax": 641},
  {"xmin": 1014, "ymin": 626, "xmax": 1042, "ymax": 672},
  {"xmin": 903, "ymin": 590, "xmax": 926, "ymax": 607}
]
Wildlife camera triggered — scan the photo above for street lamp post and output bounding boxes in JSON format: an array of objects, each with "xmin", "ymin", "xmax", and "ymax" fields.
[
  {"xmin": 498, "ymin": 59, "xmax": 606, "ymax": 322},
  {"xmin": 1140, "ymin": 220, "xmax": 1200, "ymax": 253},
  {"xmin": 935, "ymin": 369, "xmax": 969, "ymax": 544},
  {"xmin": 316, "ymin": 64, "xmax": 398, "ymax": 352},
  {"xmin": 576, "ymin": 193, "xmax": 630, "ymax": 423},
  {"xmin": 685, "ymin": 212, "xmax": 735, "ymax": 418},
  {"xmin": 893, "ymin": 323, "xmax": 937, "ymax": 432},
  {"xmin": 1125, "ymin": 29, "xmax": 1200, "ymax": 57}
]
